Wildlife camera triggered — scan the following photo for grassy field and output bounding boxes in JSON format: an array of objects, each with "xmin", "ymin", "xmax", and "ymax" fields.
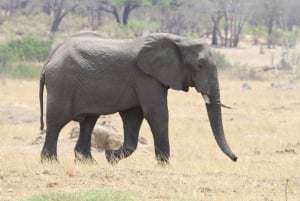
[{"xmin": 0, "ymin": 44, "xmax": 300, "ymax": 200}]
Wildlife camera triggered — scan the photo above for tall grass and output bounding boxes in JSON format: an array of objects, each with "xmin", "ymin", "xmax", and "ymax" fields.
[
  {"xmin": 3, "ymin": 62, "xmax": 41, "ymax": 79},
  {"xmin": 19, "ymin": 189, "xmax": 196, "ymax": 201},
  {"xmin": 20, "ymin": 190, "xmax": 137, "ymax": 201}
]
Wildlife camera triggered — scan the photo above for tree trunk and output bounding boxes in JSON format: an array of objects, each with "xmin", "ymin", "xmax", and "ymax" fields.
[
  {"xmin": 43, "ymin": 3, "xmax": 51, "ymax": 15},
  {"xmin": 50, "ymin": 0, "xmax": 77, "ymax": 33},
  {"xmin": 229, "ymin": 15, "xmax": 234, "ymax": 47},
  {"xmin": 233, "ymin": 21, "xmax": 242, "ymax": 47},
  {"xmin": 50, "ymin": 17, "xmax": 63, "ymax": 33},
  {"xmin": 211, "ymin": 12, "xmax": 223, "ymax": 46},
  {"xmin": 122, "ymin": 4, "xmax": 131, "ymax": 25},
  {"xmin": 211, "ymin": 17, "xmax": 219, "ymax": 46},
  {"xmin": 112, "ymin": 7, "xmax": 121, "ymax": 24},
  {"xmin": 224, "ymin": 11, "xmax": 229, "ymax": 47},
  {"xmin": 267, "ymin": 17, "xmax": 274, "ymax": 48}
]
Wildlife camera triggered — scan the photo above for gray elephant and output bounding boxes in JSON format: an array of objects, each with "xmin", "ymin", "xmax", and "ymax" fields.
[{"xmin": 39, "ymin": 32, "xmax": 237, "ymax": 165}]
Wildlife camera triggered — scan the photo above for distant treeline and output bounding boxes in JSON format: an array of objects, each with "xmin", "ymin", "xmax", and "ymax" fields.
[{"xmin": 0, "ymin": 0, "xmax": 300, "ymax": 48}]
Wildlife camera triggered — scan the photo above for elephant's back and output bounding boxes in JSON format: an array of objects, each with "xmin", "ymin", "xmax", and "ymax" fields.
[{"xmin": 66, "ymin": 36, "xmax": 140, "ymax": 71}]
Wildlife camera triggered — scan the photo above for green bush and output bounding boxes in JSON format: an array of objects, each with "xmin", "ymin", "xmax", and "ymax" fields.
[
  {"xmin": 4, "ymin": 37, "xmax": 52, "ymax": 62},
  {"xmin": 20, "ymin": 189, "xmax": 137, "ymax": 201},
  {"xmin": 249, "ymin": 26, "xmax": 268, "ymax": 45},
  {"xmin": 100, "ymin": 20, "xmax": 159, "ymax": 38},
  {"xmin": 0, "ymin": 62, "xmax": 40, "ymax": 79},
  {"xmin": 291, "ymin": 50, "xmax": 300, "ymax": 67},
  {"xmin": 10, "ymin": 62, "xmax": 40, "ymax": 79},
  {"xmin": 20, "ymin": 189, "xmax": 195, "ymax": 201},
  {"xmin": 0, "ymin": 43, "xmax": 14, "ymax": 68},
  {"xmin": 212, "ymin": 51, "xmax": 232, "ymax": 70}
]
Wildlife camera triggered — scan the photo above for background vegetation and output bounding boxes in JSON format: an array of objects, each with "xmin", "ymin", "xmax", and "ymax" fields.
[{"xmin": 0, "ymin": 0, "xmax": 300, "ymax": 79}]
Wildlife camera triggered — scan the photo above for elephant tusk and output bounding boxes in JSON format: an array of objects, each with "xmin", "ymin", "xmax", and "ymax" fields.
[
  {"xmin": 221, "ymin": 103, "xmax": 234, "ymax": 109},
  {"xmin": 202, "ymin": 94, "xmax": 210, "ymax": 104}
]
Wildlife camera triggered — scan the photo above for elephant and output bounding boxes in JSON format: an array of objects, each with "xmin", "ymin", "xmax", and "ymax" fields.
[{"xmin": 39, "ymin": 32, "xmax": 237, "ymax": 165}]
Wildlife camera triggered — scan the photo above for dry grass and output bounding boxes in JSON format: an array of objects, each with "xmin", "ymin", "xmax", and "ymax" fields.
[{"xmin": 1, "ymin": 44, "xmax": 300, "ymax": 200}]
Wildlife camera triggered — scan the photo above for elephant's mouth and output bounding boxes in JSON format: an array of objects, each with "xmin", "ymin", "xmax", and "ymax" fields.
[{"xmin": 201, "ymin": 93, "xmax": 233, "ymax": 109}]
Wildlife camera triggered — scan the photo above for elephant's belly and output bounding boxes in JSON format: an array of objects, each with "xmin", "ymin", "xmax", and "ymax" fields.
[{"xmin": 72, "ymin": 78, "xmax": 139, "ymax": 116}]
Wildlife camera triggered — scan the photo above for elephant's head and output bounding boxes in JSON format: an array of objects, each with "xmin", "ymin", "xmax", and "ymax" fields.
[{"xmin": 137, "ymin": 33, "xmax": 237, "ymax": 161}]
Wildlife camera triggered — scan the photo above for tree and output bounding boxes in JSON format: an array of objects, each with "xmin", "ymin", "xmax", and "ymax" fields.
[
  {"xmin": 97, "ymin": 0, "xmax": 145, "ymax": 25},
  {"xmin": 208, "ymin": 0, "xmax": 250, "ymax": 47},
  {"xmin": 225, "ymin": 0, "xmax": 249, "ymax": 47},
  {"xmin": 263, "ymin": 0, "xmax": 281, "ymax": 48},
  {"xmin": 98, "ymin": 0, "xmax": 178, "ymax": 25},
  {"xmin": 0, "ymin": 0, "xmax": 29, "ymax": 23},
  {"xmin": 207, "ymin": 0, "xmax": 226, "ymax": 46},
  {"xmin": 44, "ymin": 0, "xmax": 78, "ymax": 33}
]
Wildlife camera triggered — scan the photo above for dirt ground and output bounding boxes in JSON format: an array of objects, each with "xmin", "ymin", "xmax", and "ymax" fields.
[{"xmin": 0, "ymin": 45, "xmax": 300, "ymax": 200}]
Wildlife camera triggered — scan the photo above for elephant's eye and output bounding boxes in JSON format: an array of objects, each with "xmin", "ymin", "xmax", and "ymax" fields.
[{"xmin": 198, "ymin": 58, "xmax": 206, "ymax": 69}]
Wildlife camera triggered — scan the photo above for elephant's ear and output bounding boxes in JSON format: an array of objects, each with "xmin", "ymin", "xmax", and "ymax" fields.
[{"xmin": 137, "ymin": 35, "xmax": 183, "ymax": 90}]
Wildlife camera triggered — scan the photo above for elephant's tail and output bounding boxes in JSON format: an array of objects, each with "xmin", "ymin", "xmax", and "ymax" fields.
[{"xmin": 39, "ymin": 71, "xmax": 45, "ymax": 131}]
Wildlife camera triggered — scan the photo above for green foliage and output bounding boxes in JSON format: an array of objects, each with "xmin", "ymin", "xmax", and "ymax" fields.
[
  {"xmin": 20, "ymin": 189, "xmax": 137, "ymax": 201},
  {"xmin": 100, "ymin": 20, "xmax": 159, "ymax": 38},
  {"xmin": 212, "ymin": 51, "xmax": 232, "ymax": 70},
  {"xmin": 4, "ymin": 37, "xmax": 52, "ymax": 62},
  {"xmin": 0, "ymin": 43, "xmax": 13, "ymax": 68},
  {"xmin": 112, "ymin": 0, "xmax": 174, "ymax": 7},
  {"xmin": 245, "ymin": 25, "xmax": 268, "ymax": 45},
  {"xmin": 291, "ymin": 51, "xmax": 300, "ymax": 66},
  {"xmin": 0, "ymin": 14, "xmax": 51, "ymax": 39},
  {"xmin": 20, "ymin": 189, "xmax": 196, "ymax": 201},
  {"xmin": 113, "ymin": 0, "xmax": 151, "ymax": 6},
  {"xmin": 0, "ymin": 37, "xmax": 52, "ymax": 62},
  {"xmin": 4, "ymin": 62, "xmax": 41, "ymax": 79},
  {"xmin": 59, "ymin": 14, "xmax": 89, "ymax": 34},
  {"xmin": 155, "ymin": 0, "xmax": 174, "ymax": 7},
  {"xmin": 277, "ymin": 26, "xmax": 300, "ymax": 47},
  {"xmin": 0, "ymin": 37, "xmax": 51, "ymax": 79},
  {"xmin": 249, "ymin": 26, "xmax": 268, "ymax": 38}
]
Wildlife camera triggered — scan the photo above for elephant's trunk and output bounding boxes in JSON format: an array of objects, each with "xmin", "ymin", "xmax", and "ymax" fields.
[
  {"xmin": 204, "ymin": 78, "xmax": 237, "ymax": 161},
  {"xmin": 206, "ymin": 102, "xmax": 237, "ymax": 161}
]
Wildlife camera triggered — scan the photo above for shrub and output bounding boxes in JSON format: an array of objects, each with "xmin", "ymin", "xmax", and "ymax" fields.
[
  {"xmin": 0, "ymin": 37, "xmax": 51, "ymax": 78},
  {"xmin": 10, "ymin": 62, "xmax": 40, "ymax": 79},
  {"xmin": 212, "ymin": 51, "xmax": 232, "ymax": 70},
  {"xmin": 249, "ymin": 26, "xmax": 268, "ymax": 45},
  {"xmin": 291, "ymin": 50, "xmax": 300, "ymax": 68},
  {"xmin": 5, "ymin": 37, "xmax": 52, "ymax": 62},
  {"xmin": 20, "ymin": 189, "xmax": 137, "ymax": 201},
  {"xmin": 0, "ymin": 42, "xmax": 14, "ymax": 68},
  {"xmin": 100, "ymin": 20, "xmax": 159, "ymax": 38}
]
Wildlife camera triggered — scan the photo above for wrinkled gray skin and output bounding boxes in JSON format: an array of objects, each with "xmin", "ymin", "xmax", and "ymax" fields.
[{"xmin": 40, "ymin": 33, "xmax": 237, "ymax": 165}]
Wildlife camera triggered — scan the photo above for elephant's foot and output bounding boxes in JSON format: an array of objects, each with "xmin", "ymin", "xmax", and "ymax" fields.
[
  {"xmin": 40, "ymin": 151, "xmax": 59, "ymax": 164},
  {"xmin": 105, "ymin": 149, "xmax": 121, "ymax": 166},
  {"xmin": 74, "ymin": 151, "xmax": 97, "ymax": 164},
  {"xmin": 105, "ymin": 147, "xmax": 136, "ymax": 165},
  {"xmin": 157, "ymin": 159, "xmax": 170, "ymax": 167},
  {"xmin": 156, "ymin": 153, "xmax": 170, "ymax": 167}
]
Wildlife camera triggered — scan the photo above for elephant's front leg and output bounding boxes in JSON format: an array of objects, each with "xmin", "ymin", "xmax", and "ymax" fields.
[
  {"xmin": 74, "ymin": 115, "xmax": 99, "ymax": 163},
  {"xmin": 146, "ymin": 105, "xmax": 170, "ymax": 165},
  {"xmin": 105, "ymin": 107, "xmax": 144, "ymax": 165}
]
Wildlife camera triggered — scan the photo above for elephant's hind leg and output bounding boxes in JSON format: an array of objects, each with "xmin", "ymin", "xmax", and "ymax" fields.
[
  {"xmin": 74, "ymin": 115, "xmax": 99, "ymax": 163},
  {"xmin": 105, "ymin": 107, "xmax": 143, "ymax": 165},
  {"xmin": 41, "ymin": 110, "xmax": 71, "ymax": 162}
]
